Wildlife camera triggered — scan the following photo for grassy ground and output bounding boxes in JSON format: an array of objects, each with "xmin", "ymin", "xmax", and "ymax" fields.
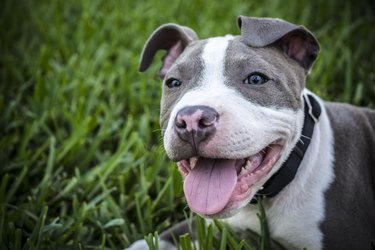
[{"xmin": 1, "ymin": 0, "xmax": 374, "ymax": 249}]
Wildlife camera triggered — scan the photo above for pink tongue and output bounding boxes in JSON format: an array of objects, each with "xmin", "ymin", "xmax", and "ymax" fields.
[{"xmin": 183, "ymin": 158, "xmax": 237, "ymax": 215}]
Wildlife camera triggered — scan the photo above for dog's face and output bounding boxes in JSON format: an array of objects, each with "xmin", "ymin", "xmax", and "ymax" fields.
[{"xmin": 140, "ymin": 16, "xmax": 319, "ymax": 218}]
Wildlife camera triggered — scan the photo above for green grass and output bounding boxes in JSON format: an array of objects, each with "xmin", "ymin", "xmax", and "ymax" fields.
[{"xmin": 0, "ymin": 0, "xmax": 374, "ymax": 249}]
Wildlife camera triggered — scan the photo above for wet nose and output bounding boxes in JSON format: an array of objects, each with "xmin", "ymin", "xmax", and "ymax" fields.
[{"xmin": 174, "ymin": 105, "xmax": 219, "ymax": 146}]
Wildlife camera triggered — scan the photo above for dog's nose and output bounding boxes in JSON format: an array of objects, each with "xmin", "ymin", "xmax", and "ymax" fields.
[{"xmin": 174, "ymin": 105, "xmax": 219, "ymax": 146}]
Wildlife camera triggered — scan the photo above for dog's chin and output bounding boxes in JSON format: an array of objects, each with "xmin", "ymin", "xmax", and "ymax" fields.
[{"xmin": 177, "ymin": 139, "xmax": 285, "ymax": 218}]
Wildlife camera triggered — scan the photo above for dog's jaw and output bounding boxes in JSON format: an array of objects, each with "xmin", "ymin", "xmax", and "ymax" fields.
[{"xmin": 177, "ymin": 139, "xmax": 285, "ymax": 218}]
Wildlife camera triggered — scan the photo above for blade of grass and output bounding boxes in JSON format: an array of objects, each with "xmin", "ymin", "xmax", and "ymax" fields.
[
  {"xmin": 30, "ymin": 206, "xmax": 48, "ymax": 249},
  {"xmin": 257, "ymin": 199, "xmax": 270, "ymax": 250},
  {"xmin": 180, "ymin": 234, "xmax": 193, "ymax": 250}
]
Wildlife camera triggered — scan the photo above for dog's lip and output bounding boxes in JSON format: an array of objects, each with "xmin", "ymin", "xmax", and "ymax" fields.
[
  {"xmin": 238, "ymin": 138, "xmax": 284, "ymax": 174},
  {"xmin": 178, "ymin": 139, "xmax": 284, "ymax": 176},
  {"xmin": 228, "ymin": 140, "xmax": 284, "ymax": 202},
  {"xmin": 177, "ymin": 139, "xmax": 285, "ymax": 216}
]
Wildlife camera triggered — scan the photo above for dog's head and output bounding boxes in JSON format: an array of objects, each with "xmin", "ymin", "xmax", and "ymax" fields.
[{"xmin": 139, "ymin": 16, "xmax": 319, "ymax": 218}]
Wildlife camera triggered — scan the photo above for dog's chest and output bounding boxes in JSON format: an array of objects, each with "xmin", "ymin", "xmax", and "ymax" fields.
[{"xmin": 223, "ymin": 203, "xmax": 323, "ymax": 250}]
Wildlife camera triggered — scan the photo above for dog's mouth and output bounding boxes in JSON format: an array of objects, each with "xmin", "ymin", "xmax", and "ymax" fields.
[{"xmin": 177, "ymin": 139, "xmax": 285, "ymax": 217}]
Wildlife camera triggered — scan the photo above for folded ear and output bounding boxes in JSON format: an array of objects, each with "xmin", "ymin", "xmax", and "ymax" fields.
[
  {"xmin": 139, "ymin": 24, "xmax": 198, "ymax": 78},
  {"xmin": 237, "ymin": 16, "xmax": 320, "ymax": 71}
]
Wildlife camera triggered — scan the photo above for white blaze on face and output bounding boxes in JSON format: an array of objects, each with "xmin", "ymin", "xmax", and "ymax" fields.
[
  {"xmin": 163, "ymin": 36, "xmax": 236, "ymax": 152},
  {"xmin": 201, "ymin": 35, "xmax": 234, "ymax": 88}
]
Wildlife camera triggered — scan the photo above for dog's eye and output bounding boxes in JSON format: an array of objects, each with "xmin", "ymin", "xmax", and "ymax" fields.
[
  {"xmin": 166, "ymin": 78, "xmax": 182, "ymax": 88},
  {"xmin": 244, "ymin": 73, "xmax": 269, "ymax": 85}
]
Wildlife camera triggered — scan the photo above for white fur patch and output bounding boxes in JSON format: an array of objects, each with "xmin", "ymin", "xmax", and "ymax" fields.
[
  {"xmin": 126, "ymin": 239, "xmax": 176, "ymax": 250},
  {"xmin": 163, "ymin": 36, "xmax": 234, "ymax": 152}
]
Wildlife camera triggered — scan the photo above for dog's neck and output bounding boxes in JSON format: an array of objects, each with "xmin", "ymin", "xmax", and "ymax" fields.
[{"xmin": 251, "ymin": 93, "xmax": 322, "ymax": 203}]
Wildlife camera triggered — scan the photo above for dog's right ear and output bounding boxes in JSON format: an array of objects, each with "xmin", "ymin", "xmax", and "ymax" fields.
[
  {"xmin": 237, "ymin": 16, "xmax": 320, "ymax": 71},
  {"xmin": 139, "ymin": 24, "xmax": 198, "ymax": 79}
]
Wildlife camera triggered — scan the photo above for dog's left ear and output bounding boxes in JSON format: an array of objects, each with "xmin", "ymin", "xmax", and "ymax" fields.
[
  {"xmin": 139, "ymin": 24, "xmax": 198, "ymax": 79},
  {"xmin": 237, "ymin": 16, "xmax": 320, "ymax": 71}
]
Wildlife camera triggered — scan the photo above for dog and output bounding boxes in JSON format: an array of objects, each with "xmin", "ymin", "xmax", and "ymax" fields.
[{"xmin": 128, "ymin": 16, "xmax": 375, "ymax": 250}]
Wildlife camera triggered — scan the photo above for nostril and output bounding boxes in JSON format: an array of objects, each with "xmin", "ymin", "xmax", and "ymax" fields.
[
  {"xmin": 176, "ymin": 119, "xmax": 187, "ymax": 129},
  {"xmin": 199, "ymin": 117, "xmax": 215, "ymax": 128},
  {"xmin": 199, "ymin": 119, "xmax": 207, "ymax": 128},
  {"xmin": 199, "ymin": 112, "xmax": 218, "ymax": 128},
  {"xmin": 175, "ymin": 114, "xmax": 189, "ymax": 129}
]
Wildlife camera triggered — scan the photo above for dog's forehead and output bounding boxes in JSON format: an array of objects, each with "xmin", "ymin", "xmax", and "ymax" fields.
[
  {"xmin": 175, "ymin": 36, "xmax": 303, "ymax": 110},
  {"xmin": 169, "ymin": 40, "xmax": 206, "ymax": 80},
  {"xmin": 165, "ymin": 36, "xmax": 233, "ymax": 94}
]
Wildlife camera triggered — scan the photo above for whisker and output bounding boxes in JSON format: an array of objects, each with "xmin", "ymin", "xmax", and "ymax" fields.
[
  {"xmin": 153, "ymin": 128, "xmax": 165, "ymax": 133},
  {"xmin": 300, "ymin": 134, "xmax": 311, "ymax": 140}
]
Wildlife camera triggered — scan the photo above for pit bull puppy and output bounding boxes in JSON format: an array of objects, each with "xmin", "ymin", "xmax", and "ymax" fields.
[{"xmin": 128, "ymin": 16, "xmax": 375, "ymax": 250}]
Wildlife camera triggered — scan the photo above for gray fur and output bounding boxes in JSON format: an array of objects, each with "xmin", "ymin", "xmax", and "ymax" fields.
[
  {"xmin": 237, "ymin": 16, "xmax": 320, "ymax": 70},
  {"xmin": 237, "ymin": 16, "xmax": 299, "ymax": 47},
  {"xmin": 160, "ymin": 41, "xmax": 206, "ymax": 137},
  {"xmin": 224, "ymin": 37, "xmax": 305, "ymax": 110},
  {"xmin": 322, "ymin": 103, "xmax": 375, "ymax": 250}
]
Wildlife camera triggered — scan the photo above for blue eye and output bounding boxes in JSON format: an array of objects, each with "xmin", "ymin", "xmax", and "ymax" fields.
[
  {"xmin": 244, "ymin": 73, "xmax": 269, "ymax": 85},
  {"xmin": 166, "ymin": 78, "xmax": 182, "ymax": 88}
]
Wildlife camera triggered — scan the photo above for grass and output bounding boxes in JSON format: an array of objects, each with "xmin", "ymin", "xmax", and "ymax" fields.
[{"xmin": 0, "ymin": 0, "xmax": 374, "ymax": 249}]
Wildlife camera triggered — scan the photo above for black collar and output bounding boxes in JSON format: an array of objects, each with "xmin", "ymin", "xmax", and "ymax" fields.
[{"xmin": 250, "ymin": 93, "xmax": 322, "ymax": 204}]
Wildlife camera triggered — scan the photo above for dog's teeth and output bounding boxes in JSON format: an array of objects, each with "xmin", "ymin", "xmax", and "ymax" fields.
[
  {"xmin": 190, "ymin": 157, "xmax": 198, "ymax": 169},
  {"xmin": 245, "ymin": 160, "xmax": 252, "ymax": 170}
]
